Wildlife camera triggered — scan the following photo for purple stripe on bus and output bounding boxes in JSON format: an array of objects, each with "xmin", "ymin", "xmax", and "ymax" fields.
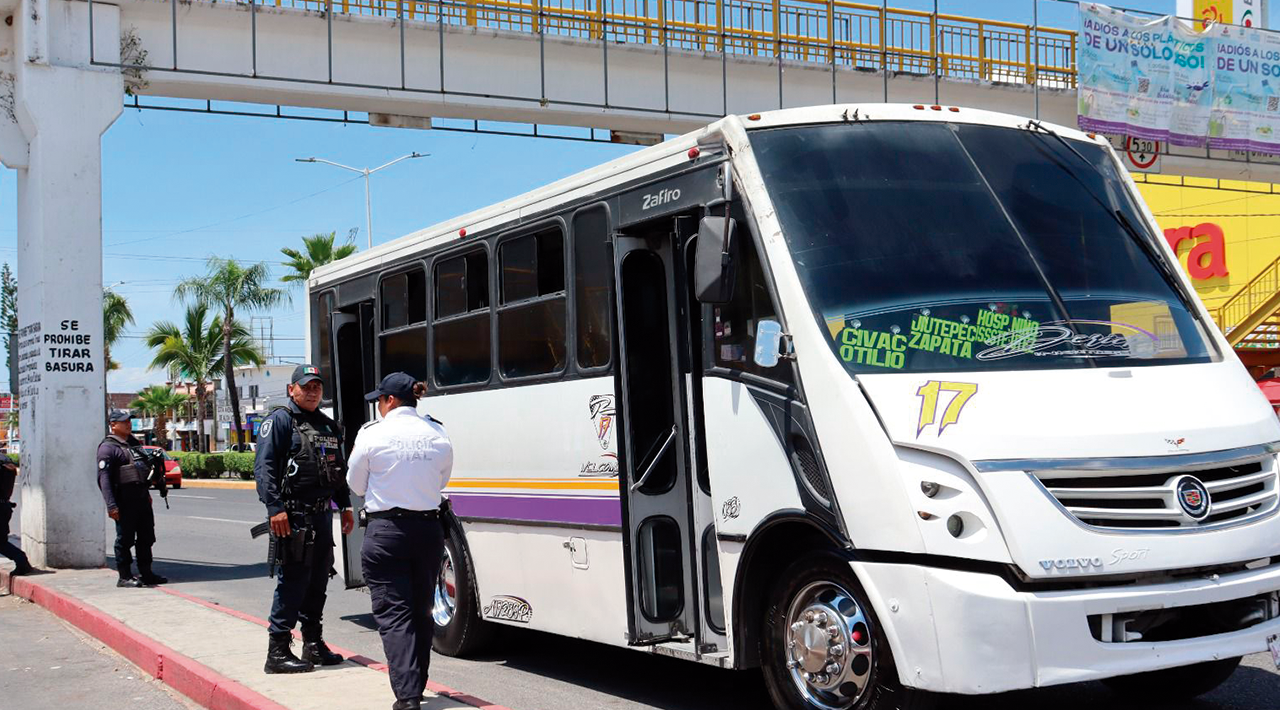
[{"xmin": 448, "ymin": 493, "xmax": 622, "ymax": 527}]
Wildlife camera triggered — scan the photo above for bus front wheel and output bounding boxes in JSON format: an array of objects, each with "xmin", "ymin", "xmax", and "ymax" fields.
[
  {"xmin": 1102, "ymin": 657, "xmax": 1241, "ymax": 701},
  {"xmin": 761, "ymin": 553, "xmax": 936, "ymax": 710},
  {"xmin": 432, "ymin": 530, "xmax": 494, "ymax": 657}
]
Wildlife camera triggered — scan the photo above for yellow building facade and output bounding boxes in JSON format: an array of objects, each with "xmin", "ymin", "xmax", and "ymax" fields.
[{"xmin": 1135, "ymin": 174, "xmax": 1280, "ymax": 368}]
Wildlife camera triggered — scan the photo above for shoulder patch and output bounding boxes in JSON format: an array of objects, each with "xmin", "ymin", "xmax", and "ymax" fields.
[{"xmin": 260, "ymin": 420, "xmax": 273, "ymax": 438}]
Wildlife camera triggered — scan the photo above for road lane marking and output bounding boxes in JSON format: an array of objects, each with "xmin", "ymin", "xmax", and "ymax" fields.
[
  {"xmin": 187, "ymin": 516, "xmax": 259, "ymax": 525},
  {"xmin": 169, "ymin": 494, "xmax": 216, "ymax": 500}
]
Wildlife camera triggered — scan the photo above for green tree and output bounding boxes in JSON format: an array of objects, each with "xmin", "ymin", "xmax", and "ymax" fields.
[
  {"xmin": 103, "ymin": 289, "xmax": 134, "ymax": 373},
  {"xmin": 130, "ymin": 385, "xmax": 190, "ymax": 447},
  {"xmin": 1, "ymin": 263, "xmax": 16, "ymax": 392},
  {"xmin": 280, "ymin": 232, "xmax": 358, "ymax": 285},
  {"xmin": 145, "ymin": 304, "xmax": 263, "ymax": 453},
  {"xmin": 174, "ymin": 258, "xmax": 286, "ymax": 445}
]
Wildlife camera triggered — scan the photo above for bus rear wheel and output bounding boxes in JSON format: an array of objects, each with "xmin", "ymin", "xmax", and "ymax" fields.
[
  {"xmin": 761, "ymin": 553, "xmax": 936, "ymax": 710},
  {"xmin": 1102, "ymin": 657, "xmax": 1241, "ymax": 701},
  {"xmin": 432, "ymin": 530, "xmax": 493, "ymax": 657}
]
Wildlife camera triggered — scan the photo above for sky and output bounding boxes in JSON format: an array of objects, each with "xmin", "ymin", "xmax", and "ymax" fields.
[{"xmin": 0, "ymin": 0, "xmax": 1177, "ymax": 393}]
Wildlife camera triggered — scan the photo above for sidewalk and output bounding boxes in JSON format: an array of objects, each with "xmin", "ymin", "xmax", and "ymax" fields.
[
  {"xmin": 0, "ymin": 564, "xmax": 507, "ymax": 710},
  {"xmin": 0, "ymin": 592, "xmax": 195, "ymax": 709}
]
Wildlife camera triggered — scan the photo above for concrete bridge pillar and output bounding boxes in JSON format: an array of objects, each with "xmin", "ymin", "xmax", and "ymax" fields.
[{"xmin": 1, "ymin": 0, "xmax": 123, "ymax": 567}]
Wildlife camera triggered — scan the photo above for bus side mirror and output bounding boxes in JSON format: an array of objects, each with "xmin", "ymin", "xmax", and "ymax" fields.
[{"xmin": 695, "ymin": 216, "xmax": 737, "ymax": 304}]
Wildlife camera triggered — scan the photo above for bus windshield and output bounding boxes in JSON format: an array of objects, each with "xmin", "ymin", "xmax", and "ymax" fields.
[{"xmin": 750, "ymin": 120, "xmax": 1217, "ymax": 375}]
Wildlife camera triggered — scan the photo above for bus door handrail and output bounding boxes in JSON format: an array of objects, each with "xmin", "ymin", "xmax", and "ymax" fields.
[{"xmin": 631, "ymin": 425, "xmax": 678, "ymax": 492}]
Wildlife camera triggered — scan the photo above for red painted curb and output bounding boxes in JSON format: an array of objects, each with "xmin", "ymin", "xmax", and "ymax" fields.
[
  {"xmin": 1, "ymin": 569, "xmax": 290, "ymax": 710},
  {"xmin": 157, "ymin": 586, "xmax": 515, "ymax": 710}
]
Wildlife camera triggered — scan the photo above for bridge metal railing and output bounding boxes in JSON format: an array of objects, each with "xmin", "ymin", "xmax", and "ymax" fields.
[{"xmin": 268, "ymin": 0, "xmax": 1077, "ymax": 87}]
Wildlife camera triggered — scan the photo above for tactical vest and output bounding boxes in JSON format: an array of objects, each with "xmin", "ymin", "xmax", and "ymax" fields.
[
  {"xmin": 101, "ymin": 436, "xmax": 154, "ymax": 486},
  {"xmin": 274, "ymin": 407, "xmax": 345, "ymax": 497}
]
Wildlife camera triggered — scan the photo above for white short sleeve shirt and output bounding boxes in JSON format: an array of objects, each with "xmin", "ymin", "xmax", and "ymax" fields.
[{"xmin": 346, "ymin": 406, "xmax": 453, "ymax": 513}]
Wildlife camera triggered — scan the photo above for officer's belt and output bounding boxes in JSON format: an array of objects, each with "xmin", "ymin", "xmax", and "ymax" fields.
[
  {"xmin": 367, "ymin": 507, "xmax": 438, "ymax": 520},
  {"xmin": 283, "ymin": 498, "xmax": 330, "ymax": 514}
]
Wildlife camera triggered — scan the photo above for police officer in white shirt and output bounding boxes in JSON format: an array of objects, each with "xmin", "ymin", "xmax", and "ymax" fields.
[{"xmin": 347, "ymin": 372, "xmax": 453, "ymax": 710}]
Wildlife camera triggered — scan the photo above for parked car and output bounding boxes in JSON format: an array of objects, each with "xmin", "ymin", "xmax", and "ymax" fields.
[{"xmin": 142, "ymin": 446, "xmax": 182, "ymax": 489}]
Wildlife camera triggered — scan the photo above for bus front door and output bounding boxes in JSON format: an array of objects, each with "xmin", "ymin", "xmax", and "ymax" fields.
[
  {"xmin": 614, "ymin": 220, "xmax": 700, "ymax": 645},
  {"xmin": 331, "ymin": 302, "xmax": 375, "ymax": 589}
]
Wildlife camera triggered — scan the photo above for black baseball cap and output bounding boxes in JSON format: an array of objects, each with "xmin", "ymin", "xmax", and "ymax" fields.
[
  {"xmin": 365, "ymin": 372, "xmax": 416, "ymax": 402},
  {"xmin": 108, "ymin": 409, "xmax": 133, "ymax": 422},
  {"xmin": 292, "ymin": 364, "xmax": 323, "ymax": 386}
]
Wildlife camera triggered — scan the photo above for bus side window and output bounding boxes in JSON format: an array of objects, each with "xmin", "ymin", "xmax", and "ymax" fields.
[
  {"xmin": 379, "ymin": 268, "xmax": 430, "ymax": 382},
  {"xmin": 573, "ymin": 206, "xmax": 612, "ymax": 370},
  {"xmin": 497, "ymin": 226, "xmax": 567, "ymax": 379},
  {"xmin": 433, "ymin": 250, "xmax": 492, "ymax": 387},
  {"xmin": 713, "ymin": 236, "xmax": 794, "ymax": 385}
]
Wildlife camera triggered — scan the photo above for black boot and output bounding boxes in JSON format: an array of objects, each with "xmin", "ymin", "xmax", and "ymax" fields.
[
  {"xmin": 138, "ymin": 573, "xmax": 168, "ymax": 586},
  {"xmin": 264, "ymin": 633, "xmax": 314, "ymax": 674},
  {"xmin": 391, "ymin": 699, "xmax": 421, "ymax": 710},
  {"xmin": 301, "ymin": 629, "xmax": 344, "ymax": 666}
]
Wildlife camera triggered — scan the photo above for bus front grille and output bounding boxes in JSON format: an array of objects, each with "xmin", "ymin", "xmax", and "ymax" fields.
[{"xmin": 1032, "ymin": 457, "xmax": 1280, "ymax": 532}]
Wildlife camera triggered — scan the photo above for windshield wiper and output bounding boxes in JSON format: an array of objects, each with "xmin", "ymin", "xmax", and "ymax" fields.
[{"xmin": 1021, "ymin": 121, "xmax": 1200, "ymax": 317}]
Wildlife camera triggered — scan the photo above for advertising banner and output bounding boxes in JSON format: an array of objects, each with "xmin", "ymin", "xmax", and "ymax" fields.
[{"xmin": 1078, "ymin": 4, "xmax": 1213, "ymax": 147}]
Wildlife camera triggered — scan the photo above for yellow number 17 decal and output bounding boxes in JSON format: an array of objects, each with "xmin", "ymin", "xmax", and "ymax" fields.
[{"xmin": 916, "ymin": 381, "xmax": 978, "ymax": 437}]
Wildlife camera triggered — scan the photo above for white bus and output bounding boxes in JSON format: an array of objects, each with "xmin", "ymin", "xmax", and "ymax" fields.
[{"xmin": 313, "ymin": 104, "xmax": 1280, "ymax": 710}]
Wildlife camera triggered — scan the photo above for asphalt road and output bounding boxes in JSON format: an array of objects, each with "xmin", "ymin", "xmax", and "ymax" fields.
[{"xmin": 11, "ymin": 487, "xmax": 1280, "ymax": 710}]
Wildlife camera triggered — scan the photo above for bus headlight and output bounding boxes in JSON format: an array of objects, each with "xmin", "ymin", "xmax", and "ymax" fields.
[{"xmin": 895, "ymin": 446, "xmax": 1012, "ymax": 563}]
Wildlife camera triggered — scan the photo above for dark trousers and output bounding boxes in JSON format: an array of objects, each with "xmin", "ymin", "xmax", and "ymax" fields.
[
  {"xmin": 114, "ymin": 485, "xmax": 155, "ymax": 580},
  {"xmin": 362, "ymin": 516, "xmax": 444, "ymax": 702},
  {"xmin": 268, "ymin": 509, "xmax": 334, "ymax": 636},
  {"xmin": 0, "ymin": 503, "xmax": 28, "ymax": 569}
]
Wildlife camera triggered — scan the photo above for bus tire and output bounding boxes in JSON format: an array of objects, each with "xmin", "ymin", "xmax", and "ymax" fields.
[
  {"xmin": 1102, "ymin": 657, "xmax": 1241, "ymax": 701},
  {"xmin": 432, "ymin": 529, "xmax": 494, "ymax": 657},
  {"xmin": 760, "ymin": 553, "xmax": 936, "ymax": 710}
]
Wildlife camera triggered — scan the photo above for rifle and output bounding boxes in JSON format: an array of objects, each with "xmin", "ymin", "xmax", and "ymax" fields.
[
  {"xmin": 143, "ymin": 449, "xmax": 170, "ymax": 509},
  {"xmin": 249, "ymin": 517, "xmax": 313, "ymax": 578}
]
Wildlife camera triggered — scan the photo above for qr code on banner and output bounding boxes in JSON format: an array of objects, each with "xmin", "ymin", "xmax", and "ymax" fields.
[
  {"xmin": 1138, "ymin": 78, "xmax": 1150, "ymax": 94},
  {"xmin": 1269, "ymin": 96, "xmax": 1279, "ymax": 112}
]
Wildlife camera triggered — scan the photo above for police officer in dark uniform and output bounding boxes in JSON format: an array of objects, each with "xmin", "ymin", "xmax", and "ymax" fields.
[
  {"xmin": 98, "ymin": 410, "xmax": 167, "ymax": 588},
  {"xmin": 347, "ymin": 373, "xmax": 453, "ymax": 710},
  {"xmin": 255, "ymin": 364, "xmax": 354, "ymax": 674},
  {"xmin": 1, "ymin": 456, "xmax": 34, "ymax": 576}
]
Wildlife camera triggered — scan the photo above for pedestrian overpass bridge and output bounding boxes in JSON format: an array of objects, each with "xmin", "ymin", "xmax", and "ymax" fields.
[{"xmin": 2, "ymin": 0, "xmax": 1276, "ymax": 568}]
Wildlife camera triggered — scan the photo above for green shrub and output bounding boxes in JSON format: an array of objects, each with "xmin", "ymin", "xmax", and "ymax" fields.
[
  {"xmin": 171, "ymin": 452, "xmax": 208, "ymax": 478},
  {"xmin": 204, "ymin": 454, "xmax": 227, "ymax": 477},
  {"xmin": 7, "ymin": 453, "xmax": 17, "ymax": 465},
  {"xmin": 225, "ymin": 452, "xmax": 255, "ymax": 480}
]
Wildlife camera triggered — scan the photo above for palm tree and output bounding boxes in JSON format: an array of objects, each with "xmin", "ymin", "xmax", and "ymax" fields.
[
  {"xmin": 130, "ymin": 385, "xmax": 190, "ymax": 447},
  {"xmin": 145, "ymin": 304, "xmax": 263, "ymax": 452},
  {"xmin": 103, "ymin": 289, "xmax": 134, "ymax": 373},
  {"xmin": 175, "ymin": 258, "xmax": 286, "ymax": 446},
  {"xmin": 280, "ymin": 232, "xmax": 358, "ymax": 285}
]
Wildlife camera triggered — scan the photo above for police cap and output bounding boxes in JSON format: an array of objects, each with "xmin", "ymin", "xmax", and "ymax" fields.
[
  {"xmin": 365, "ymin": 372, "xmax": 416, "ymax": 402},
  {"xmin": 291, "ymin": 364, "xmax": 323, "ymax": 386},
  {"xmin": 108, "ymin": 409, "xmax": 133, "ymax": 422}
]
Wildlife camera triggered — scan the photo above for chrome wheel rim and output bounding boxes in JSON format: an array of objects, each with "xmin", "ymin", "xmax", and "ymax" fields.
[
  {"xmin": 433, "ymin": 544, "xmax": 458, "ymax": 627},
  {"xmin": 784, "ymin": 580, "xmax": 875, "ymax": 710}
]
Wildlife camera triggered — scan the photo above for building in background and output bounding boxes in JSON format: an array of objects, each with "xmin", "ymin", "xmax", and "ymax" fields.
[
  {"xmin": 1135, "ymin": 173, "xmax": 1280, "ymax": 374},
  {"xmin": 215, "ymin": 364, "xmax": 294, "ymax": 450}
]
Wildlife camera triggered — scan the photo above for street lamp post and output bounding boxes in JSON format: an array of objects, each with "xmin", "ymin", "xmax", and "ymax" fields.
[{"xmin": 295, "ymin": 152, "xmax": 428, "ymax": 250}]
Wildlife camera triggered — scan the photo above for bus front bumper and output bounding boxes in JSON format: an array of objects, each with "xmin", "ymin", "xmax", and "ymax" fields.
[{"xmin": 851, "ymin": 559, "xmax": 1280, "ymax": 695}]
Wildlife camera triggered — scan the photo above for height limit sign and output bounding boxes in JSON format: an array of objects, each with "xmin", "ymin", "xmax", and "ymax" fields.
[{"xmin": 1107, "ymin": 134, "xmax": 1162, "ymax": 173}]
